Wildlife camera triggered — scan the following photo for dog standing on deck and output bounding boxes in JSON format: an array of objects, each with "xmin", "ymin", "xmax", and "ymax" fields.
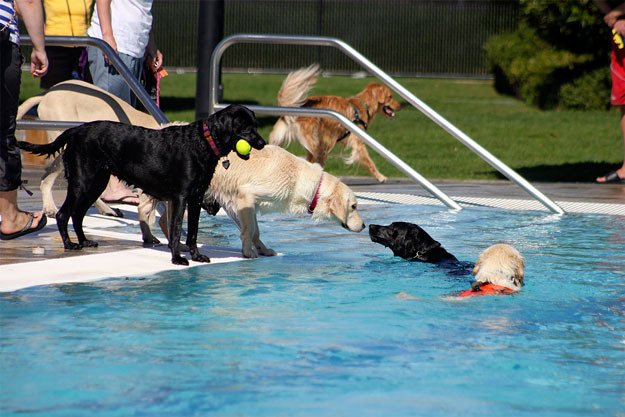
[
  {"xmin": 18, "ymin": 104, "xmax": 266, "ymax": 265},
  {"xmin": 269, "ymin": 64, "xmax": 401, "ymax": 182},
  {"xmin": 141, "ymin": 145, "xmax": 367, "ymax": 258}
]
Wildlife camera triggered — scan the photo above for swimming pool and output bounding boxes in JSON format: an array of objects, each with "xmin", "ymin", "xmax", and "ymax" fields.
[{"xmin": 1, "ymin": 203, "xmax": 624, "ymax": 416}]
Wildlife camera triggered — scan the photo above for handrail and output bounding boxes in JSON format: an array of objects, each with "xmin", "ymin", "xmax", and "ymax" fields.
[
  {"xmin": 16, "ymin": 36, "xmax": 169, "ymax": 126},
  {"xmin": 209, "ymin": 34, "xmax": 565, "ymax": 214}
]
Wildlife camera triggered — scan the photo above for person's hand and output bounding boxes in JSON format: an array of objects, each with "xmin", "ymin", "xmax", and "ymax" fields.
[
  {"xmin": 615, "ymin": 19, "xmax": 625, "ymax": 35},
  {"xmin": 605, "ymin": 11, "xmax": 620, "ymax": 27},
  {"xmin": 147, "ymin": 49, "xmax": 163, "ymax": 70},
  {"xmin": 30, "ymin": 47, "xmax": 48, "ymax": 78},
  {"xmin": 102, "ymin": 33, "xmax": 118, "ymax": 65}
]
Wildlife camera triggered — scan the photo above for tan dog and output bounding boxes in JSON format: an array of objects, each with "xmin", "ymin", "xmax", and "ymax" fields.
[
  {"xmin": 143, "ymin": 145, "xmax": 367, "ymax": 258},
  {"xmin": 269, "ymin": 64, "xmax": 401, "ymax": 183},
  {"xmin": 458, "ymin": 243, "xmax": 525, "ymax": 297},
  {"xmin": 20, "ymin": 81, "xmax": 366, "ymax": 257},
  {"xmin": 17, "ymin": 79, "xmax": 164, "ymax": 217}
]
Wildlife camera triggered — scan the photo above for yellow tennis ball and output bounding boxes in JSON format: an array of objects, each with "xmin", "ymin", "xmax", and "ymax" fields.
[{"xmin": 236, "ymin": 139, "xmax": 252, "ymax": 156}]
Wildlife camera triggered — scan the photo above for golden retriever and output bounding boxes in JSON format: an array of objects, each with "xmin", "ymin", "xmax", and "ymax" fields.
[
  {"xmin": 269, "ymin": 64, "xmax": 401, "ymax": 182},
  {"xmin": 17, "ymin": 79, "xmax": 164, "ymax": 218},
  {"xmin": 459, "ymin": 243, "xmax": 525, "ymax": 296},
  {"xmin": 144, "ymin": 145, "xmax": 367, "ymax": 258}
]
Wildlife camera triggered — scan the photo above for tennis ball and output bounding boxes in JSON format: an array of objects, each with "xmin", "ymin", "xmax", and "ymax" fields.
[{"xmin": 236, "ymin": 139, "xmax": 252, "ymax": 156}]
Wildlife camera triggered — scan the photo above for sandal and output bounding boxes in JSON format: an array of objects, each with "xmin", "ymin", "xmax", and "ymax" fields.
[
  {"xmin": 0, "ymin": 212, "xmax": 47, "ymax": 240},
  {"xmin": 597, "ymin": 170, "xmax": 625, "ymax": 184}
]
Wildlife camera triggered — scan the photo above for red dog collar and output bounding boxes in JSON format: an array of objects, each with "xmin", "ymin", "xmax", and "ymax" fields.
[
  {"xmin": 308, "ymin": 174, "xmax": 323, "ymax": 214},
  {"xmin": 202, "ymin": 121, "xmax": 220, "ymax": 156}
]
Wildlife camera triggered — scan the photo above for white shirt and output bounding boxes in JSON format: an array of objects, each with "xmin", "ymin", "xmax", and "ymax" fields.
[{"xmin": 88, "ymin": 0, "xmax": 153, "ymax": 58}]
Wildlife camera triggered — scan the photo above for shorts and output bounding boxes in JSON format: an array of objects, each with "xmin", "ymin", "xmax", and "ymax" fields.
[
  {"xmin": 40, "ymin": 46, "xmax": 91, "ymax": 90},
  {"xmin": 0, "ymin": 41, "xmax": 23, "ymax": 192},
  {"xmin": 87, "ymin": 46, "xmax": 144, "ymax": 106},
  {"xmin": 611, "ymin": 43, "xmax": 625, "ymax": 105}
]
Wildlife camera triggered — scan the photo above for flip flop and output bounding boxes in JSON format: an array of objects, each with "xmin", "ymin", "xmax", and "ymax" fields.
[
  {"xmin": 0, "ymin": 212, "xmax": 47, "ymax": 240},
  {"xmin": 101, "ymin": 194, "xmax": 140, "ymax": 206},
  {"xmin": 597, "ymin": 170, "xmax": 625, "ymax": 184}
]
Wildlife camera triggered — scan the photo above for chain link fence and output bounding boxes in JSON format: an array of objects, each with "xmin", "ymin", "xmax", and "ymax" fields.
[{"xmin": 154, "ymin": 0, "xmax": 519, "ymax": 78}]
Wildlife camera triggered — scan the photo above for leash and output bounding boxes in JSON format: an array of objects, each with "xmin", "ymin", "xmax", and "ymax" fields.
[{"xmin": 308, "ymin": 174, "xmax": 323, "ymax": 214}]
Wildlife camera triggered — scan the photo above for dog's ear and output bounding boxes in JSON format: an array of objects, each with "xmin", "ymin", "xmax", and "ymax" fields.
[{"xmin": 472, "ymin": 259, "xmax": 481, "ymax": 276}]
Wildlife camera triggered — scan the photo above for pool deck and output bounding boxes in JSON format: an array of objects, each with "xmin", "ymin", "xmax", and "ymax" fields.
[{"xmin": 1, "ymin": 165, "xmax": 624, "ymax": 292}]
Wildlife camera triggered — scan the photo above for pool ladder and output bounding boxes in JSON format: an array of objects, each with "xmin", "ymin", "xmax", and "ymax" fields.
[{"xmin": 209, "ymin": 34, "xmax": 564, "ymax": 215}]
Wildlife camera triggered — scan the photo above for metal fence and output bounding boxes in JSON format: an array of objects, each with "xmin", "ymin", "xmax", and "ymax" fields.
[{"xmin": 154, "ymin": 0, "xmax": 519, "ymax": 78}]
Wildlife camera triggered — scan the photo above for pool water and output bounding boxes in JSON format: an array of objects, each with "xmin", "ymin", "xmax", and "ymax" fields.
[{"xmin": 1, "ymin": 204, "xmax": 624, "ymax": 416}]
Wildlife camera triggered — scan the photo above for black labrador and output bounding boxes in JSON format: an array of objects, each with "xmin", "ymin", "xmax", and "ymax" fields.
[
  {"xmin": 369, "ymin": 222, "xmax": 458, "ymax": 263},
  {"xmin": 18, "ymin": 104, "xmax": 265, "ymax": 265}
]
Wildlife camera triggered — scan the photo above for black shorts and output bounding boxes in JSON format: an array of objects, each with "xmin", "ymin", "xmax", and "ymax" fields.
[
  {"xmin": 40, "ymin": 46, "xmax": 91, "ymax": 90},
  {"xmin": 0, "ymin": 41, "xmax": 23, "ymax": 191}
]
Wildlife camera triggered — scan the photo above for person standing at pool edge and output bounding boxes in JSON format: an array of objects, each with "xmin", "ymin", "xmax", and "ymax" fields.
[
  {"xmin": 595, "ymin": 0, "xmax": 625, "ymax": 183},
  {"xmin": 86, "ymin": 0, "xmax": 162, "ymax": 205},
  {"xmin": 0, "ymin": 0, "xmax": 49, "ymax": 240}
]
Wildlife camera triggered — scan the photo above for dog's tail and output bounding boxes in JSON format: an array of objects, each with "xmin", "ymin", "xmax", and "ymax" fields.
[
  {"xmin": 270, "ymin": 64, "xmax": 320, "ymax": 147},
  {"xmin": 17, "ymin": 127, "xmax": 73, "ymax": 158},
  {"xmin": 16, "ymin": 95, "xmax": 44, "ymax": 119},
  {"xmin": 277, "ymin": 64, "xmax": 320, "ymax": 108}
]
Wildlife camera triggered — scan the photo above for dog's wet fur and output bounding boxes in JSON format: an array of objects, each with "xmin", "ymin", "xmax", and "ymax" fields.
[
  {"xmin": 369, "ymin": 222, "xmax": 458, "ymax": 264},
  {"xmin": 18, "ymin": 104, "xmax": 265, "ymax": 265}
]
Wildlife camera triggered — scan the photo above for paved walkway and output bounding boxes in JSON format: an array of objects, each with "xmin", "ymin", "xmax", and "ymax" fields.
[{"xmin": 1, "ymin": 166, "xmax": 624, "ymax": 291}]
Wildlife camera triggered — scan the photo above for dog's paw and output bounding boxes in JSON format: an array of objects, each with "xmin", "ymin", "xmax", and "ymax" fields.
[
  {"xmin": 192, "ymin": 253, "xmax": 211, "ymax": 263},
  {"xmin": 259, "ymin": 247, "xmax": 277, "ymax": 257},
  {"xmin": 103, "ymin": 208, "xmax": 124, "ymax": 218},
  {"xmin": 43, "ymin": 207, "xmax": 58, "ymax": 218},
  {"xmin": 81, "ymin": 239, "xmax": 99, "ymax": 248},
  {"xmin": 64, "ymin": 242, "xmax": 82, "ymax": 250},
  {"xmin": 171, "ymin": 255, "xmax": 189, "ymax": 266},
  {"xmin": 376, "ymin": 174, "xmax": 388, "ymax": 183}
]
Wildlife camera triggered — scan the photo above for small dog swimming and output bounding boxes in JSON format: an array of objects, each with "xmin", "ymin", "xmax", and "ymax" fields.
[{"xmin": 458, "ymin": 243, "xmax": 525, "ymax": 297}]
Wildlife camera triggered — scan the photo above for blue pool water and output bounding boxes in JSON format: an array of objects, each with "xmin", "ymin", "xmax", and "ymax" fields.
[{"xmin": 1, "ymin": 203, "xmax": 625, "ymax": 416}]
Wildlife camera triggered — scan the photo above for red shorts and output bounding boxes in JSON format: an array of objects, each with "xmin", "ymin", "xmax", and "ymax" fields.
[{"xmin": 611, "ymin": 33, "xmax": 625, "ymax": 105}]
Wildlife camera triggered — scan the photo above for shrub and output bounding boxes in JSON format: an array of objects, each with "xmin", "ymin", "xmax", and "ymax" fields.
[
  {"xmin": 484, "ymin": 0, "xmax": 611, "ymax": 110},
  {"xmin": 559, "ymin": 68, "xmax": 611, "ymax": 110}
]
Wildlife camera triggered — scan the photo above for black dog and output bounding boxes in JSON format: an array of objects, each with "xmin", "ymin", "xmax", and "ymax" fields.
[
  {"xmin": 369, "ymin": 222, "xmax": 458, "ymax": 263},
  {"xmin": 18, "ymin": 104, "xmax": 265, "ymax": 265}
]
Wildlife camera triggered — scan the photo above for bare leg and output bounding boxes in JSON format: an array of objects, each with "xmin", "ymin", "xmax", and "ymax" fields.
[
  {"xmin": 597, "ymin": 105, "xmax": 625, "ymax": 182},
  {"xmin": 100, "ymin": 175, "xmax": 140, "ymax": 205},
  {"xmin": 0, "ymin": 189, "xmax": 45, "ymax": 235}
]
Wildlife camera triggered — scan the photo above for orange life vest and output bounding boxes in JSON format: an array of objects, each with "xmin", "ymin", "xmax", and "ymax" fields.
[{"xmin": 458, "ymin": 283, "xmax": 515, "ymax": 297}]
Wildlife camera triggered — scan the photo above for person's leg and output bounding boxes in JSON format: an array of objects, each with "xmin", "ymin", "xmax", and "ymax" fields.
[
  {"xmin": 0, "ymin": 43, "xmax": 44, "ymax": 234},
  {"xmin": 597, "ymin": 105, "xmax": 625, "ymax": 182},
  {"xmin": 87, "ymin": 48, "xmax": 141, "ymax": 204}
]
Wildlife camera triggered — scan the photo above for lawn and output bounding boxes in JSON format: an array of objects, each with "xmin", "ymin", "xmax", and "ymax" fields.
[{"xmin": 19, "ymin": 72, "xmax": 620, "ymax": 182}]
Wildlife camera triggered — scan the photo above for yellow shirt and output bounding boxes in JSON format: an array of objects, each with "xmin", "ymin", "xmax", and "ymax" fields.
[{"xmin": 44, "ymin": 0, "xmax": 93, "ymax": 36}]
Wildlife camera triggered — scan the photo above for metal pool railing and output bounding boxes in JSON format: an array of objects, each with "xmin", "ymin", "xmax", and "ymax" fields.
[
  {"xmin": 16, "ymin": 35, "xmax": 169, "ymax": 132},
  {"xmin": 209, "ymin": 34, "xmax": 565, "ymax": 215}
]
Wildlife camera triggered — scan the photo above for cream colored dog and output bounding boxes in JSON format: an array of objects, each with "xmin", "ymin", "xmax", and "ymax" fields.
[
  {"xmin": 17, "ymin": 79, "xmax": 164, "ymax": 218},
  {"xmin": 472, "ymin": 243, "xmax": 525, "ymax": 291},
  {"xmin": 19, "ymin": 81, "xmax": 366, "ymax": 257},
  {"xmin": 144, "ymin": 145, "xmax": 367, "ymax": 258}
]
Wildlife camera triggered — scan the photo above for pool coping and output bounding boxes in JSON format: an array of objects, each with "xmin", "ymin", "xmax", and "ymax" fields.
[{"xmin": 2, "ymin": 168, "xmax": 624, "ymax": 292}]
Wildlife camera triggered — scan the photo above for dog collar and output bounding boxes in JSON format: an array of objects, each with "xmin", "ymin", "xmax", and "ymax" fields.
[
  {"xmin": 202, "ymin": 121, "xmax": 220, "ymax": 156},
  {"xmin": 308, "ymin": 174, "xmax": 323, "ymax": 214},
  {"xmin": 411, "ymin": 241, "xmax": 441, "ymax": 260}
]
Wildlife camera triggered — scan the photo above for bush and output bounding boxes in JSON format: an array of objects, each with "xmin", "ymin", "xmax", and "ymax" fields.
[
  {"xmin": 559, "ymin": 68, "xmax": 611, "ymax": 110},
  {"xmin": 484, "ymin": 0, "xmax": 611, "ymax": 110}
]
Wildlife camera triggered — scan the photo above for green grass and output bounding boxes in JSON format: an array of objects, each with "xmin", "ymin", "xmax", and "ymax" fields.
[{"xmin": 19, "ymin": 72, "xmax": 620, "ymax": 182}]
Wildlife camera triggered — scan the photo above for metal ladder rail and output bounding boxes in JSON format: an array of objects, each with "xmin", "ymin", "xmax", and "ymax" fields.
[
  {"xmin": 209, "ymin": 34, "xmax": 565, "ymax": 215},
  {"xmin": 16, "ymin": 35, "xmax": 170, "ymax": 132},
  {"xmin": 209, "ymin": 36, "xmax": 461, "ymax": 211}
]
